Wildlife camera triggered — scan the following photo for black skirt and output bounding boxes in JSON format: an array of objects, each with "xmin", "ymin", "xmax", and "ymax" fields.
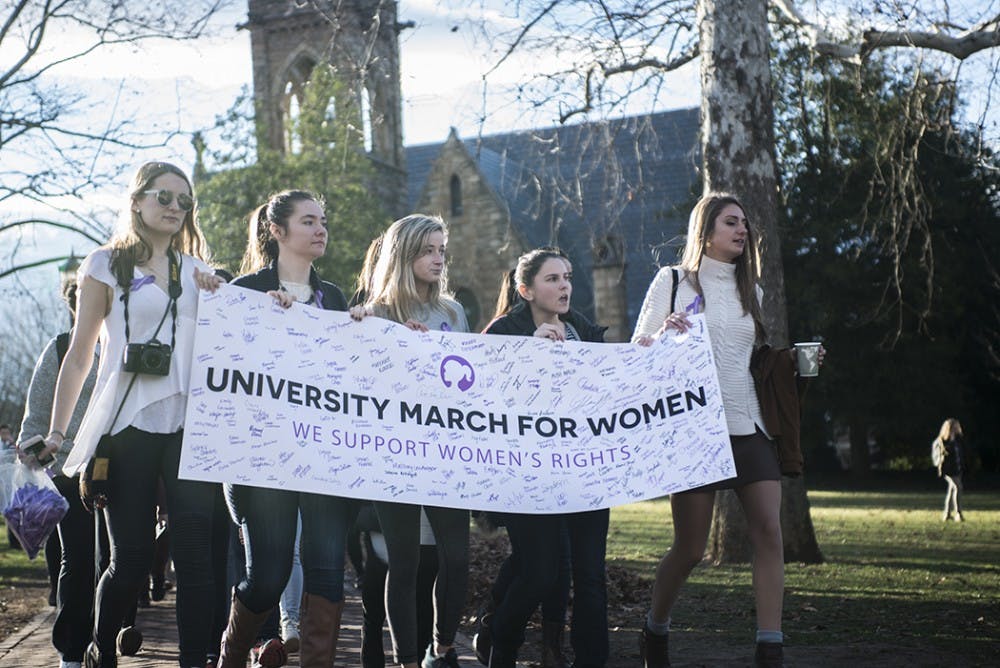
[{"xmin": 681, "ymin": 429, "xmax": 781, "ymax": 493}]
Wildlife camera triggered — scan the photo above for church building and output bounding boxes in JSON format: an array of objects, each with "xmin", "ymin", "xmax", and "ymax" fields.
[{"xmin": 242, "ymin": 0, "xmax": 700, "ymax": 340}]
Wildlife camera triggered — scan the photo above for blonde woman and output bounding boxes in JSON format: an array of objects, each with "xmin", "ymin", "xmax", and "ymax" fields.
[
  {"xmin": 351, "ymin": 214, "xmax": 470, "ymax": 668},
  {"xmin": 42, "ymin": 161, "xmax": 220, "ymax": 668},
  {"xmin": 933, "ymin": 418, "xmax": 966, "ymax": 521},
  {"xmin": 634, "ymin": 193, "xmax": 806, "ymax": 668}
]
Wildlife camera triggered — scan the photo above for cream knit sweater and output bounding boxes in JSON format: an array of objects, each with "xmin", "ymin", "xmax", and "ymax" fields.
[{"xmin": 632, "ymin": 255, "xmax": 766, "ymax": 436}]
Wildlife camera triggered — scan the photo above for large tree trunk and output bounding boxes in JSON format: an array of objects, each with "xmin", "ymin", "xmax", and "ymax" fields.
[
  {"xmin": 709, "ymin": 479, "xmax": 823, "ymax": 564},
  {"xmin": 699, "ymin": 0, "xmax": 823, "ymax": 563}
]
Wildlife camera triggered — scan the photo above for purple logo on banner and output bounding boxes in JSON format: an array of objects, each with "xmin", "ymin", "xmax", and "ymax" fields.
[{"xmin": 440, "ymin": 355, "xmax": 475, "ymax": 392}]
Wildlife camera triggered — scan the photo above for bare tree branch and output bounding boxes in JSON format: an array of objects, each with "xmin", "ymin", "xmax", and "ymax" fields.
[
  {"xmin": 771, "ymin": 0, "xmax": 1000, "ymax": 61},
  {"xmin": 0, "ymin": 219, "xmax": 106, "ymax": 245}
]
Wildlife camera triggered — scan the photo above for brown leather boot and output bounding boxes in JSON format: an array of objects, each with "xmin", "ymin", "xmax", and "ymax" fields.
[
  {"xmin": 218, "ymin": 592, "xmax": 272, "ymax": 668},
  {"xmin": 299, "ymin": 592, "xmax": 344, "ymax": 668},
  {"xmin": 639, "ymin": 624, "xmax": 670, "ymax": 668},
  {"xmin": 541, "ymin": 621, "xmax": 567, "ymax": 668}
]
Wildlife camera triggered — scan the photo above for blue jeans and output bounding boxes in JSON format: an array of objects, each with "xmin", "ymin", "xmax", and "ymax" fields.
[
  {"xmin": 492, "ymin": 509, "xmax": 609, "ymax": 667},
  {"xmin": 225, "ymin": 485, "xmax": 350, "ymax": 613},
  {"xmin": 279, "ymin": 514, "xmax": 303, "ymax": 632}
]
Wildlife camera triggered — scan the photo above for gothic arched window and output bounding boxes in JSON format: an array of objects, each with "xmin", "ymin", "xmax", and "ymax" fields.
[{"xmin": 450, "ymin": 174, "xmax": 463, "ymax": 217}]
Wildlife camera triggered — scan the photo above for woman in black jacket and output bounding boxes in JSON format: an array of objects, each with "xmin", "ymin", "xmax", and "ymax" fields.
[
  {"xmin": 215, "ymin": 190, "xmax": 352, "ymax": 668},
  {"xmin": 480, "ymin": 247, "xmax": 609, "ymax": 668},
  {"xmin": 933, "ymin": 418, "xmax": 966, "ymax": 521}
]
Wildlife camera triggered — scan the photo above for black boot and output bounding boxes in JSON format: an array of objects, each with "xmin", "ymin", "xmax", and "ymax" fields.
[
  {"xmin": 639, "ymin": 624, "xmax": 670, "ymax": 668},
  {"xmin": 473, "ymin": 607, "xmax": 494, "ymax": 666},
  {"xmin": 541, "ymin": 621, "xmax": 567, "ymax": 668},
  {"xmin": 116, "ymin": 626, "xmax": 143, "ymax": 656},
  {"xmin": 84, "ymin": 641, "xmax": 117, "ymax": 668},
  {"xmin": 754, "ymin": 641, "xmax": 784, "ymax": 668},
  {"xmin": 487, "ymin": 644, "xmax": 518, "ymax": 668}
]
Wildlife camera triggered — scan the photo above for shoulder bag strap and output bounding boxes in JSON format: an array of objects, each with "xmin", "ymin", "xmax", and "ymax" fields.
[{"xmin": 670, "ymin": 267, "xmax": 679, "ymax": 313}]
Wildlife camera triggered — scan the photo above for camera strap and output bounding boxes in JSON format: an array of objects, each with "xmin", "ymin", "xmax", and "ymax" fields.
[{"xmin": 123, "ymin": 250, "xmax": 182, "ymax": 349}]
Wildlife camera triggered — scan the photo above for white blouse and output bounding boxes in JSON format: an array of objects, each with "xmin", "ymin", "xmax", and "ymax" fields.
[
  {"xmin": 633, "ymin": 255, "xmax": 766, "ymax": 436},
  {"xmin": 63, "ymin": 247, "xmax": 212, "ymax": 475}
]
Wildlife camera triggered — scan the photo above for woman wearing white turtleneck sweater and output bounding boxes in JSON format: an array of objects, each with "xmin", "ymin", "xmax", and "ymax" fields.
[{"xmin": 632, "ymin": 193, "xmax": 786, "ymax": 668}]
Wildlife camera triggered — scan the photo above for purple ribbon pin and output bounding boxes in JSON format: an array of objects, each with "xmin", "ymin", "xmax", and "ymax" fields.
[
  {"xmin": 685, "ymin": 295, "xmax": 703, "ymax": 314},
  {"xmin": 130, "ymin": 275, "xmax": 156, "ymax": 292},
  {"xmin": 440, "ymin": 322, "xmax": 452, "ymax": 332}
]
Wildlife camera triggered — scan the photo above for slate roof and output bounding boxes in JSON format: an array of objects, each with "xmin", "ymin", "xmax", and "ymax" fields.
[{"xmin": 405, "ymin": 107, "xmax": 701, "ymax": 328}]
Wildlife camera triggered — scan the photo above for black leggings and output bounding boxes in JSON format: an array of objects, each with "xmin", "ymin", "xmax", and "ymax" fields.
[
  {"xmin": 374, "ymin": 502, "xmax": 469, "ymax": 663},
  {"xmin": 97, "ymin": 428, "xmax": 218, "ymax": 666}
]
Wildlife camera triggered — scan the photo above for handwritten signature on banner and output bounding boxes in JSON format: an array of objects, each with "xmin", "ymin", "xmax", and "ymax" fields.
[{"xmin": 179, "ymin": 285, "xmax": 735, "ymax": 513}]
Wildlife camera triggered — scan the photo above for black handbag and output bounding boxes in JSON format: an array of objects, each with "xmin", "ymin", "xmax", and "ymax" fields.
[
  {"xmin": 79, "ymin": 434, "xmax": 112, "ymax": 511},
  {"xmin": 79, "ymin": 371, "xmax": 137, "ymax": 511}
]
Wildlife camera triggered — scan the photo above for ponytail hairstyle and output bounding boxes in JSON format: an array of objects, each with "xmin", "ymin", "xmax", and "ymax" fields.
[
  {"xmin": 366, "ymin": 214, "xmax": 455, "ymax": 324},
  {"xmin": 239, "ymin": 190, "xmax": 322, "ymax": 275},
  {"xmin": 680, "ymin": 192, "xmax": 766, "ymax": 341},
  {"xmin": 491, "ymin": 247, "xmax": 570, "ymax": 320},
  {"xmin": 109, "ymin": 161, "xmax": 209, "ymax": 288},
  {"xmin": 352, "ymin": 233, "xmax": 385, "ymax": 306}
]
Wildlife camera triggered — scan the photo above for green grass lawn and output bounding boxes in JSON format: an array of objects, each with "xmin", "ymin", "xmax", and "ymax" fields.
[{"xmin": 606, "ymin": 485, "xmax": 1000, "ymax": 659}]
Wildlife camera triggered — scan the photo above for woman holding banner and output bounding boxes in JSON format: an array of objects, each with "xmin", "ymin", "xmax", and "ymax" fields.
[
  {"xmin": 633, "ymin": 193, "xmax": 786, "ymax": 668},
  {"xmin": 480, "ymin": 247, "xmax": 609, "ymax": 668},
  {"xmin": 41, "ymin": 161, "xmax": 220, "ymax": 668},
  {"xmin": 350, "ymin": 214, "xmax": 470, "ymax": 668},
  {"xmin": 215, "ymin": 190, "xmax": 352, "ymax": 668}
]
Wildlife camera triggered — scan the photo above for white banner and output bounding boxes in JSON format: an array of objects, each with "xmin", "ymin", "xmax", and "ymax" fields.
[{"xmin": 179, "ymin": 285, "xmax": 735, "ymax": 513}]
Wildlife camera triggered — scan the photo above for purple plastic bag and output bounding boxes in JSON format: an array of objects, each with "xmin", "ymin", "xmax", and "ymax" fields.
[{"xmin": 1, "ymin": 463, "xmax": 69, "ymax": 559}]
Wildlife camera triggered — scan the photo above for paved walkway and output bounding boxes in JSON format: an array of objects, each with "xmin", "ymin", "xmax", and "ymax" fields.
[{"xmin": 0, "ymin": 582, "xmax": 481, "ymax": 667}]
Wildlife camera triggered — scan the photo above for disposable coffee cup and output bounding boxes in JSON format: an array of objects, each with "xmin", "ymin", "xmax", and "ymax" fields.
[{"xmin": 794, "ymin": 342, "xmax": 821, "ymax": 377}]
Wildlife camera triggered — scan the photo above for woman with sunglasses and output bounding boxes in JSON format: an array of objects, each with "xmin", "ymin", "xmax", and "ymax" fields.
[
  {"xmin": 214, "ymin": 190, "xmax": 353, "ymax": 668},
  {"xmin": 43, "ymin": 162, "xmax": 221, "ymax": 668}
]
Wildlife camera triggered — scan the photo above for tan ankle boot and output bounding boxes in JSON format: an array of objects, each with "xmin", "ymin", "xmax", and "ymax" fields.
[
  {"xmin": 218, "ymin": 592, "xmax": 272, "ymax": 668},
  {"xmin": 299, "ymin": 592, "xmax": 344, "ymax": 668}
]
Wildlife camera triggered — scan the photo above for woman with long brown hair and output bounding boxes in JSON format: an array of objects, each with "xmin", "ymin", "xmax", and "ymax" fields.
[
  {"xmin": 635, "ymin": 193, "xmax": 789, "ymax": 668},
  {"xmin": 42, "ymin": 161, "xmax": 220, "ymax": 668},
  {"xmin": 216, "ymin": 190, "xmax": 353, "ymax": 668}
]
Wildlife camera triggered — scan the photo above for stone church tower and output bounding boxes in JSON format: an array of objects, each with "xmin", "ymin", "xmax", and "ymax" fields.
[{"xmin": 243, "ymin": 0, "xmax": 408, "ymax": 216}]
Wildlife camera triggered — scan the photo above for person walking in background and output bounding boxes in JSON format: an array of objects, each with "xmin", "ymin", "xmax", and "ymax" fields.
[
  {"xmin": 0, "ymin": 424, "xmax": 14, "ymax": 453},
  {"xmin": 480, "ymin": 247, "xmax": 609, "ymax": 668},
  {"xmin": 933, "ymin": 418, "xmax": 966, "ymax": 522},
  {"xmin": 41, "ymin": 161, "xmax": 221, "ymax": 668},
  {"xmin": 3, "ymin": 423, "xmax": 24, "ymax": 550},
  {"xmin": 633, "ymin": 193, "xmax": 821, "ymax": 668},
  {"xmin": 351, "ymin": 214, "xmax": 471, "ymax": 668},
  {"xmin": 214, "ymin": 189, "xmax": 353, "ymax": 668},
  {"xmin": 16, "ymin": 279, "xmax": 105, "ymax": 668}
]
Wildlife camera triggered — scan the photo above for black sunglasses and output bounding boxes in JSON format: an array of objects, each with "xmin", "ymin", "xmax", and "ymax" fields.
[{"xmin": 143, "ymin": 189, "xmax": 194, "ymax": 212}]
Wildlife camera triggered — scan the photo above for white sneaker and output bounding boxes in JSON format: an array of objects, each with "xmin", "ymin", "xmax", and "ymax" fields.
[{"xmin": 60, "ymin": 661, "xmax": 83, "ymax": 668}]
